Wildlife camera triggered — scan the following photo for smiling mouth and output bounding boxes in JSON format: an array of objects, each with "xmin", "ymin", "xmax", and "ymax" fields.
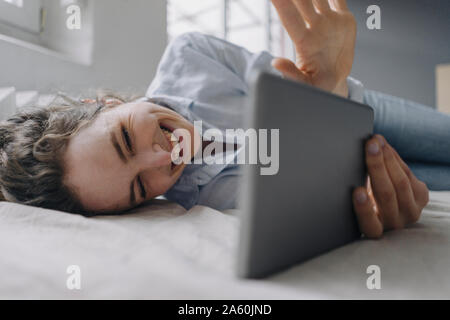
[
  {"xmin": 159, "ymin": 124, "xmax": 183, "ymax": 170},
  {"xmin": 160, "ymin": 125, "xmax": 176, "ymax": 150}
]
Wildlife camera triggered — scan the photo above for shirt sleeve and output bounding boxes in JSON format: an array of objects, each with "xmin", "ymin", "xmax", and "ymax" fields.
[
  {"xmin": 148, "ymin": 31, "xmax": 365, "ymax": 103},
  {"xmin": 179, "ymin": 32, "xmax": 281, "ymax": 81},
  {"xmin": 146, "ymin": 32, "xmax": 281, "ymax": 99},
  {"xmin": 347, "ymin": 77, "xmax": 365, "ymax": 103},
  {"xmin": 183, "ymin": 33, "xmax": 365, "ymax": 102}
]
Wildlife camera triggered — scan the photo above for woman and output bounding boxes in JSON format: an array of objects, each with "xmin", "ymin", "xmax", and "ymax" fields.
[{"xmin": 0, "ymin": 0, "xmax": 440, "ymax": 239}]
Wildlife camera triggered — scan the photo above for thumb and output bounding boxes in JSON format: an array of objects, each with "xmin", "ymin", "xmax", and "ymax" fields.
[{"xmin": 271, "ymin": 58, "xmax": 309, "ymax": 83}]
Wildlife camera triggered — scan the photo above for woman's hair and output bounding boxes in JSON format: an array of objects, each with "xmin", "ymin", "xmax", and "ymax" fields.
[{"xmin": 0, "ymin": 93, "xmax": 129, "ymax": 216}]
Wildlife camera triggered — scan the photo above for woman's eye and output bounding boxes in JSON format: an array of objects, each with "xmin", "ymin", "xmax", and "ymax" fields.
[
  {"xmin": 137, "ymin": 176, "xmax": 147, "ymax": 199},
  {"xmin": 122, "ymin": 127, "xmax": 132, "ymax": 151}
]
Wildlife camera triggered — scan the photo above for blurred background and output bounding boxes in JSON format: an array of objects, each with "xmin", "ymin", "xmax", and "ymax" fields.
[{"xmin": 0, "ymin": 0, "xmax": 449, "ymax": 118}]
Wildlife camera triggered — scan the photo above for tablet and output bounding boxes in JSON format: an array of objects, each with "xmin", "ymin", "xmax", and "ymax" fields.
[{"xmin": 237, "ymin": 71, "xmax": 374, "ymax": 278}]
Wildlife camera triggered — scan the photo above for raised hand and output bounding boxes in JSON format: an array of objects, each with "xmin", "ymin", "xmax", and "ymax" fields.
[{"xmin": 271, "ymin": 0, "xmax": 357, "ymax": 97}]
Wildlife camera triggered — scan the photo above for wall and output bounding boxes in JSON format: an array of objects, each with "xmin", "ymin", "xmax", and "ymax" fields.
[
  {"xmin": 2, "ymin": 0, "xmax": 447, "ymax": 107},
  {"xmin": 347, "ymin": 0, "xmax": 450, "ymax": 107},
  {"xmin": 437, "ymin": 64, "xmax": 450, "ymax": 112},
  {"xmin": 0, "ymin": 0, "xmax": 167, "ymax": 96}
]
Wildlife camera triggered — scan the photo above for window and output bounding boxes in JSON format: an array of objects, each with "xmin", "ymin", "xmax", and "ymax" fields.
[
  {"xmin": 168, "ymin": 0, "xmax": 294, "ymax": 58},
  {"xmin": 4, "ymin": 0, "xmax": 24, "ymax": 7},
  {"xmin": 0, "ymin": 0, "xmax": 42, "ymax": 33}
]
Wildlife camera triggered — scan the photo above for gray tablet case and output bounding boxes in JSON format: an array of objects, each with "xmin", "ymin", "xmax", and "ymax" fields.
[{"xmin": 237, "ymin": 72, "xmax": 374, "ymax": 278}]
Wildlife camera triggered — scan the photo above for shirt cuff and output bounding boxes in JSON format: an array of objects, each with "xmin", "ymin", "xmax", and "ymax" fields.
[{"xmin": 347, "ymin": 77, "xmax": 364, "ymax": 103}]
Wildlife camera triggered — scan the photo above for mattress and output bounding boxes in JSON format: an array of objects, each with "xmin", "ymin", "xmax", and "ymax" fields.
[{"xmin": 0, "ymin": 192, "xmax": 449, "ymax": 299}]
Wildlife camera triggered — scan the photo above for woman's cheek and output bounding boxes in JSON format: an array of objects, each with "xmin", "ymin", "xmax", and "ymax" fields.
[{"xmin": 146, "ymin": 174, "xmax": 173, "ymax": 196}]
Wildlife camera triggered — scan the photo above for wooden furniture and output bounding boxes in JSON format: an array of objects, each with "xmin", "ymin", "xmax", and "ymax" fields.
[{"xmin": 437, "ymin": 64, "xmax": 450, "ymax": 113}]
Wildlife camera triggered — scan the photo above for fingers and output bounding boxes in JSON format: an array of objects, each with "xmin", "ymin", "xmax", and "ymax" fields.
[
  {"xmin": 331, "ymin": 0, "xmax": 348, "ymax": 11},
  {"xmin": 378, "ymin": 135, "xmax": 430, "ymax": 209},
  {"xmin": 272, "ymin": 0, "xmax": 330, "ymax": 43},
  {"xmin": 365, "ymin": 136, "xmax": 399, "ymax": 228},
  {"xmin": 271, "ymin": 58, "xmax": 309, "ymax": 83},
  {"xmin": 381, "ymin": 141, "xmax": 419, "ymax": 225},
  {"xmin": 391, "ymin": 147, "xmax": 429, "ymax": 207},
  {"xmin": 271, "ymin": 0, "xmax": 307, "ymax": 40},
  {"xmin": 353, "ymin": 187, "xmax": 383, "ymax": 239},
  {"xmin": 356, "ymin": 134, "xmax": 427, "ymax": 238},
  {"xmin": 294, "ymin": 0, "xmax": 318, "ymax": 22},
  {"xmin": 313, "ymin": 0, "xmax": 332, "ymax": 13}
]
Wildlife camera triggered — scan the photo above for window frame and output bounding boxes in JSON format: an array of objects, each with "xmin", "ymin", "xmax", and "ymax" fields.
[
  {"xmin": 0, "ymin": 0, "xmax": 42, "ymax": 33},
  {"xmin": 167, "ymin": 0, "xmax": 294, "ymax": 59}
]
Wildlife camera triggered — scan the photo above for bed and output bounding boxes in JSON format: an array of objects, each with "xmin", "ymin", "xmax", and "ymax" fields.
[{"xmin": 0, "ymin": 191, "xmax": 449, "ymax": 299}]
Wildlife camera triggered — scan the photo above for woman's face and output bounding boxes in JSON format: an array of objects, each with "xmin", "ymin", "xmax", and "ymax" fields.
[{"xmin": 63, "ymin": 102, "xmax": 198, "ymax": 213}]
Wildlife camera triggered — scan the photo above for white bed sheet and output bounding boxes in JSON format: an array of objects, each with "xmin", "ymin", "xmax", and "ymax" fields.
[{"xmin": 0, "ymin": 192, "xmax": 449, "ymax": 299}]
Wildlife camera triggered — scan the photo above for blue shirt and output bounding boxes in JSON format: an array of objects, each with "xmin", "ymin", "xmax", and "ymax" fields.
[{"xmin": 145, "ymin": 32, "xmax": 364, "ymax": 210}]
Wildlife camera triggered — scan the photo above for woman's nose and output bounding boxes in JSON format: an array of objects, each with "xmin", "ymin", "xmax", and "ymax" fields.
[{"xmin": 137, "ymin": 143, "xmax": 172, "ymax": 169}]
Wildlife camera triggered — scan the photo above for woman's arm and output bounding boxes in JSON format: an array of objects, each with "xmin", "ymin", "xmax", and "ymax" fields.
[
  {"xmin": 271, "ymin": 0, "xmax": 356, "ymax": 97},
  {"xmin": 146, "ymin": 32, "xmax": 279, "ymax": 102},
  {"xmin": 149, "ymin": 29, "xmax": 363, "ymax": 101},
  {"xmin": 270, "ymin": 0, "xmax": 430, "ymax": 238}
]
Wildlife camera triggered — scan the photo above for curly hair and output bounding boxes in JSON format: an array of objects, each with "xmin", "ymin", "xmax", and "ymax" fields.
[{"xmin": 0, "ymin": 94, "xmax": 127, "ymax": 216}]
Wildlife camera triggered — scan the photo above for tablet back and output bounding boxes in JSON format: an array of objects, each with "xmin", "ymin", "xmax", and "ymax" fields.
[{"xmin": 237, "ymin": 72, "xmax": 374, "ymax": 278}]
